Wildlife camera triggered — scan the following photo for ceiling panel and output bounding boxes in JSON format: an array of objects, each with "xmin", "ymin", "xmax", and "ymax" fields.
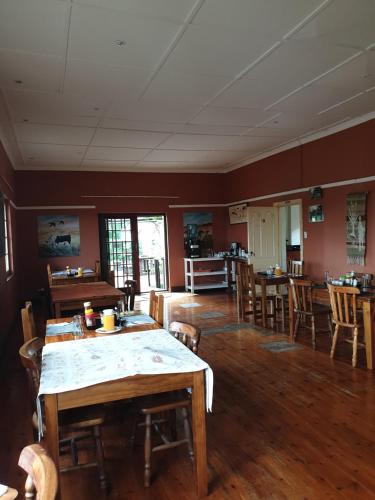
[
  {"xmin": 91, "ymin": 128, "xmax": 170, "ymax": 148},
  {"xmin": 69, "ymin": 4, "xmax": 182, "ymax": 69},
  {"xmin": 86, "ymin": 146, "xmax": 150, "ymax": 161},
  {"xmin": 81, "ymin": 159, "xmax": 139, "ymax": 168},
  {"xmin": 0, "ymin": 0, "xmax": 68, "ymax": 56},
  {"xmin": 245, "ymin": 126, "xmax": 304, "ymax": 138},
  {"xmin": 0, "ymin": 50, "xmax": 63, "ymax": 92},
  {"xmin": 144, "ymin": 149, "xmax": 247, "ymax": 162},
  {"xmin": 15, "ymin": 123, "xmax": 95, "ymax": 146},
  {"xmin": 292, "ymin": 0, "xmax": 375, "ymax": 50},
  {"xmin": 72, "ymin": 0, "xmax": 197, "ymax": 23},
  {"xmin": 19, "ymin": 143, "xmax": 86, "ymax": 166},
  {"xmin": 190, "ymin": 107, "xmax": 274, "ymax": 126},
  {"xmin": 100, "ymin": 118, "xmax": 186, "ymax": 133},
  {"xmin": 157, "ymin": 134, "xmax": 241, "ymax": 150},
  {"xmin": 106, "ymin": 99, "xmax": 200, "ymax": 123}
]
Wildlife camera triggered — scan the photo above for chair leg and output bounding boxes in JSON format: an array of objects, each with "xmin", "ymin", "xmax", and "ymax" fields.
[
  {"xmin": 311, "ymin": 315, "xmax": 316, "ymax": 350},
  {"xmin": 293, "ymin": 313, "xmax": 300, "ymax": 341},
  {"xmin": 327, "ymin": 313, "xmax": 333, "ymax": 339},
  {"xmin": 144, "ymin": 414, "xmax": 152, "ymax": 487},
  {"xmin": 181, "ymin": 407, "xmax": 194, "ymax": 460},
  {"xmin": 280, "ymin": 297, "xmax": 285, "ymax": 331},
  {"xmin": 93, "ymin": 425, "xmax": 108, "ymax": 491},
  {"xmin": 330, "ymin": 324, "xmax": 340, "ymax": 359},
  {"xmin": 352, "ymin": 327, "xmax": 358, "ymax": 368},
  {"xmin": 169, "ymin": 409, "xmax": 177, "ymax": 441}
]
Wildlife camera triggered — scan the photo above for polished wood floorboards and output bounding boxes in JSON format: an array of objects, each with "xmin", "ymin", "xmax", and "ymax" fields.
[{"xmin": 1, "ymin": 291, "xmax": 375, "ymax": 499}]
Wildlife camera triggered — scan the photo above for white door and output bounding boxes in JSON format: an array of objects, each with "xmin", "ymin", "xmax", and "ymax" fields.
[{"xmin": 247, "ymin": 206, "xmax": 279, "ymax": 271}]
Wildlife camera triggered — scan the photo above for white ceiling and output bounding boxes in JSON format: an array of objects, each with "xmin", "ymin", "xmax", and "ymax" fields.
[{"xmin": 0, "ymin": 0, "xmax": 374, "ymax": 173}]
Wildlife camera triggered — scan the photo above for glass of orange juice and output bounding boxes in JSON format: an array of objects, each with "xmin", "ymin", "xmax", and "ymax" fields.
[{"xmin": 102, "ymin": 309, "xmax": 115, "ymax": 331}]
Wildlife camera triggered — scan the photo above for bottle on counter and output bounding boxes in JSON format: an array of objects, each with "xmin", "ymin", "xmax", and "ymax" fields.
[
  {"xmin": 84, "ymin": 301, "xmax": 95, "ymax": 330},
  {"xmin": 77, "ymin": 266, "xmax": 83, "ymax": 277},
  {"xmin": 274, "ymin": 264, "xmax": 282, "ymax": 276}
]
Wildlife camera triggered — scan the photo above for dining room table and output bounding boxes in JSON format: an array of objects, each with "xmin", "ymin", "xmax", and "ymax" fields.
[
  {"xmin": 50, "ymin": 268, "xmax": 98, "ymax": 286},
  {"xmin": 254, "ymin": 272, "xmax": 291, "ymax": 328},
  {"xmin": 307, "ymin": 284, "xmax": 375, "ymax": 370},
  {"xmin": 50, "ymin": 281, "xmax": 125, "ymax": 318},
  {"xmin": 39, "ymin": 324, "xmax": 212, "ymax": 498}
]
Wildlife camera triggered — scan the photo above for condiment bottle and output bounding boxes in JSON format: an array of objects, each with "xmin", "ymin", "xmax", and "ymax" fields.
[
  {"xmin": 84, "ymin": 301, "xmax": 95, "ymax": 330},
  {"xmin": 77, "ymin": 266, "xmax": 83, "ymax": 277},
  {"xmin": 274, "ymin": 264, "xmax": 282, "ymax": 276},
  {"xmin": 66, "ymin": 265, "xmax": 71, "ymax": 276}
]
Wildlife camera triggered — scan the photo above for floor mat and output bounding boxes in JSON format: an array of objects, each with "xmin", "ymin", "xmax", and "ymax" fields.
[
  {"xmin": 179, "ymin": 303, "xmax": 201, "ymax": 309},
  {"xmin": 259, "ymin": 341, "xmax": 302, "ymax": 353},
  {"xmin": 201, "ymin": 322, "xmax": 273, "ymax": 336},
  {"xmin": 198, "ymin": 311, "xmax": 225, "ymax": 319}
]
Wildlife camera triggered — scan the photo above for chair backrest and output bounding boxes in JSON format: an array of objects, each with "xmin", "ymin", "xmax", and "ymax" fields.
[
  {"xmin": 18, "ymin": 444, "xmax": 58, "ymax": 500},
  {"xmin": 288, "ymin": 260, "xmax": 304, "ymax": 276},
  {"xmin": 169, "ymin": 321, "xmax": 201, "ymax": 354},
  {"xmin": 19, "ymin": 337, "xmax": 44, "ymax": 410},
  {"xmin": 289, "ymin": 278, "xmax": 314, "ymax": 314},
  {"xmin": 95, "ymin": 260, "xmax": 101, "ymax": 280},
  {"xmin": 149, "ymin": 290, "xmax": 164, "ymax": 325},
  {"xmin": 327, "ymin": 284, "xmax": 361, "ymax": 327},
  {"xmin": 21, "ymin": 301, "xmax": 37, "ymax": 343},
  {"xmin": 107, "ymin": 269, "xmax": 115, "ymax": 287},
  {"xmin": 124, "ymin": 279, "xmax": 136, "ymax": 311},
  {"xmin": 237, "ymin": 262, "xmax": 257, "ymax": 299},
  {"xmin": 47, "ymin": 264, "xmax": 52, "ymax": 286}
]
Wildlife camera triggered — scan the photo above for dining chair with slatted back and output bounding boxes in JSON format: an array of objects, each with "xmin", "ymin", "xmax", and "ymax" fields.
[
  {"xmin": 94, "ymin": 260, "xmax": 101, "ymax": 281},
  {"xmin": 107, "ymin": 269, "xmax": 115, "ymax": 287},
  {"xmin": 47, "ymin": 264, "xmax": 53, "ymax": 286},
  {"xmin": 133, "ymin": 321, "xmax": 200, "ymax": 487},
  {"xmin": 19, "ymin": 339, "xmax": 108, "ymax": 490},
  {"xmin": 327, "ymin": 284, "xmax": 364, "ymax": 367},
  {"xmin": 290, "ymin": 278, "xmax": 332, "ymax": 349},
  {"xmin": 149, "ymin": 290, "xmax": 164, "ymax": 325},
  {"xmin": 288, "ymin": 260, "xmax": 304, "ymax": 276},
  {"xmin": 21, "ymin": 301, "xmax": 37, "ymax": 343},
  {"xmin": 18, "ymin": 444, "xmax": 58, "ymax": 500},
  {"xmin": 124, "ymin": 279, "xmax": 136, "ymax": 311}
]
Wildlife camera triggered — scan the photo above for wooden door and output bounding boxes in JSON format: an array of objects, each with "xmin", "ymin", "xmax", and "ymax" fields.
[{"xmin": 247, "ymin": 206, "xmax": 279, "ymax": 271}]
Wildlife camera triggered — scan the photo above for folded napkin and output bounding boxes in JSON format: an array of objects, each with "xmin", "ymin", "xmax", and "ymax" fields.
[
  {"xmin": 125, "ymin": 314, "xmax": 156, "ymax": 325},
  {"xmin": 46, "ymin": 322, "xmax": 75, "ymax": 336},
  {"xmin": 0, "ymin": 484, "xmax": 8, "ymax": 496}
]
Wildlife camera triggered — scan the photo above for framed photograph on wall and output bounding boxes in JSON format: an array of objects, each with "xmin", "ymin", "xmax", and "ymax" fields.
[
  {"xmin": 309, "ymin": 205, "xmax": 324, "ymax": 222},
  {"xmin": 38, "ymin": 215, "xmax": 80, "ymax": 257},
  {"xmin": 229, "ymin": 203, "xmax": 247, "ymax": 224}
]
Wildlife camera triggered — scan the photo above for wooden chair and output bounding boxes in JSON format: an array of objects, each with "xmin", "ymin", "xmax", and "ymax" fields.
[
  {"xmin": 288, "ymin": 260, "xmax": 304, "ymax": 276},
  {"xmin": 328, "ymin": 284, "xmax": 364, "ymax": 367},
  {"xmin": 46, "ymin": 264, "xmax": 53, "ymax": 286},
  {"xmin": 19, "ymin": 338, "xmax": 108, "ymax": 490},
  {"xmin": 21, "ymin": 301, "xmax": 37, "ymax": 342},
  {"xmin": 107, "ymin": 269, "xmax": 115, "ymax": 287},
  {"xmin": 18, "ymin": 444, "xmax": 58, "ymax": 500},
  {"xmin": 290, "ymin": 278, "xmax": 332, "ymax": 349},
  {"xmin": 237, "ymin": 263, "xmax": 274, "ymax": 324},
  {"xmin": 132, "ymin": 321, "xmax": 200, "ymax": 487},
  {"xmin": 149, "ymin": 290, "xmax": 164, "ymax": 325},
  {"xmin": 275, "ymin": 260, "xmax": 305, "ymax": 327},
  {"xmin": 124, "ymin": 279, "xmax": 136, "ymax": 311},
  {"xmin": 95, "ymin": 260, "xmax": 101, "ymax": 281}
]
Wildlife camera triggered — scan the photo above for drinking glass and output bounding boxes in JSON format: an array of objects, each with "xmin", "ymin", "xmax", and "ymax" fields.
[{"xmin": 72, "ymin": 315, "xmax": 83, "ymax": 337}]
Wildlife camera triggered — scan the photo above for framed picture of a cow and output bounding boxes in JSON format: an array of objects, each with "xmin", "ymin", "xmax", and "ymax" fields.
[{"xmin": 38, "ymin": 215, "xmax": 80, "ymax": 257}]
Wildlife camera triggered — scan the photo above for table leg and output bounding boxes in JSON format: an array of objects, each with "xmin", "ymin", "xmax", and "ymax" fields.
[
  {"xmin": 54, "ymin": 302, "xmax": 61, "ymax": 319},
  {"xmin": 261, "ymin": 281, "xmax": 267, "ymax": 327},
  {"xmin": 288, "ymin": 285, "xmax": 294, "ymax": 341},
  {"xmin": 191, "ymin": 371, "xmax": 208, "ymax": 497},
  {"xmin": 44, "ymin": 394, "xmax": 61, "ymax": 497},
  {"xmin": 363, "ymin": 300, "xmax": 375, "ymax": 370}
]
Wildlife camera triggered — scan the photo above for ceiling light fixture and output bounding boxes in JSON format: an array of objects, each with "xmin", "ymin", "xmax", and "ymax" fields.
[
  {"xmin": 115, "ymin": 40, "xmax": 126, "ymax": 47},
  {"xmin": 14, "ymin": 79, "xmax": 23, "ymax": 84}
]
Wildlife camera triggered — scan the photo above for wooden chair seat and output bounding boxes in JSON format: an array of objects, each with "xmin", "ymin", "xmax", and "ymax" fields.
[
  {"xmin": 132, "ymin": 321, "xmax": 199, "ymax": 487},
  {"xmin": 59, "ymin": 406, "xmax": 106, "ymax": 431}
]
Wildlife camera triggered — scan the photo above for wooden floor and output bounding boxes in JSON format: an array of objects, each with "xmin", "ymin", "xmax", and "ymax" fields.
[{"xmin": 2, "ymin": 291, "xmax": 375, "ymax": 499}]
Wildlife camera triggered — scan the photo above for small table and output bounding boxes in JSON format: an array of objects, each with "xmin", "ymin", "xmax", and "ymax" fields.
[
  {"xmin": 311, "ymin": 285, "xmax": 375, "ymax": 370},
  {"xmin": 50, "ymin": 271, "xmax": 98, "ymax": 286},
  {"xmin": 45, "ymin": 313, "xmax": 160, "ymax": 344},
  {"xmin": 50, "ymin": 281, "xmax": 124, "ymax": 318},
  {"xmin": 254, "ymin": 274, "xmax": 290, "ymax": 328}
]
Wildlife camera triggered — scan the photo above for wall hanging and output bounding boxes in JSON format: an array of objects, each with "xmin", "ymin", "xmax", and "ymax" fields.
[
  {"xmin": 229, "ymin": 203, "xmax": 247, "ymax": 224},
  {"xmin": 38, "ymin": 215, "xmax": 80, "ymax": 257},
  {"xmin": 183, "ymin": 212, "xmax": 213, "ymax": 258},
  {"xmin": 346, "ymin": 192, "xmax": 367, "ymax": 265}
]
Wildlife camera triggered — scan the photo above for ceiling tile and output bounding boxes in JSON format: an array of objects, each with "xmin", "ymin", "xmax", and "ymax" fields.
[
  {"xmin": 181, "ymin": 123, "xmax": 248, "ymax": 135},
  {"xmin": 245, "ymin": 126, "xmax": 304, "ymax": 138},
  {"xmin": 105, "ymin": 100, "xmax": 199, "ymax": 123},
  {"xmin": 19, "ymin": 143, "xmax": 86, "ymax": 166},
  {"xmin": 100, "ymin": 118, "xmax": 186, "ymax": 133},
  {"xmin": 190, "ymin": 107, "xmax": 274, "ymax": 126},
  {"xmin": 81, "ymin": 159, "xmax": 139, "ymax": 168},
  {"xmin": 317, "ymin": 89, "xmax": 375, "ymax": 127},
  {"xmin": 136, "ymin": 161, "xmax": 220, "ymax": 168},
  {"xmin": 91, "ymin": 128, "xmax": 169, "ymax": 148},
  {"xmin": 72, "ymin": 0, "xmax": 197, "ymax": 23},
  {"xmin": 157, "ymin": 134, "xmax": 239, "ymax": 150},
  {"xmin": 69, "ymin": 4, "xmax": 182, "ymax": 69},
  {"xmin": 292, "ymin": 0, "xmax": 375, "ymax": 50},
  {"xmin": 86, "ymin": 146, "xmax": 150, "ymax": 161},
  {"xmin": 64, "ymin": 59, "xmax": 151, "ymax": 99},
  {"xmin": 144, "ymin": 149, "xmax": 247, "ymax": 162},
  {"xmin": 0, "ymin": 50, "xmax": 63, "ymax": 92},
  {"xmin": 0, "ymin": 0, "xmax": 68, "ymax": 56},
  {"xmin": 15, "ymin": 123, "xmax": 95, "ymax": 146}
]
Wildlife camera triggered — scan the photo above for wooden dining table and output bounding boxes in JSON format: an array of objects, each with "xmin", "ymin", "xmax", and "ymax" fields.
[
  {"xmin": 42, "ymin": 317, "xmax": 209, "ymax": 498},
  {"xmin": 50, "ymin": 281, "xmax": 124, "ymax": 318},
  {"xmin": 254, "ymin": 273, "xmax": 291, "ymax": 327},
  {"xmin": 50, "ymin": 271, "xmax": 98, "ymax": 286}
]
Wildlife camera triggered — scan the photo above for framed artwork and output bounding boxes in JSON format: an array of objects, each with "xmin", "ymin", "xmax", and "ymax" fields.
[
  {"xmin": 346, "ymin": 192, "xmax": 367, "ymax": 265},
  {"xmin": 183, "ymin": 212, "xmax": 213, "ymax": 257},
  {"xmin": 229, "ymin": 203, "xmax": 247, "ymax": 224},
  {"xmin": 309, "ymin": 205, "xmax": 324, "ymax": 222},
  {"xmin": 0, "ymin": 191, "xmax": 5, "ymax": 257},
  {"xmin": 38, "ymin": 215, "xmax": 80, "ymax": 257},
  {"xmin": 309, "ymin": 186, "xmax": 323, "ymax": 199}
]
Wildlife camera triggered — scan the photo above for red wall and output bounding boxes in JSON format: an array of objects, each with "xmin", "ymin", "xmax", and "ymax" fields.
[
  {"xmin": 0, "ymin": 141, "xmax": 17, "ymax": 347},
  {"xmin": 225, "ymin": 119, "xmax": 375, "ymax": 280},
  {"xmin": 15, "ymin": 170, "xmax": 226, "ymax": 297}
]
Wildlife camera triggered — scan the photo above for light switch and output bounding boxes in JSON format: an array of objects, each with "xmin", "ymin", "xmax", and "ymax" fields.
[{"xmin": 304, "ymin": 231, "xmax": 308, "ymax": 239}]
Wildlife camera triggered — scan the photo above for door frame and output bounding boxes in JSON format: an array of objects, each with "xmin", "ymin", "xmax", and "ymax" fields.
[{"xmin": 273, "ymin": 199, "xmax": 304, "ymax": 265}]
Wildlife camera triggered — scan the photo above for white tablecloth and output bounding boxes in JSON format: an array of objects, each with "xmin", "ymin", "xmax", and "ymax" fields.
[{"xmin": 38, "ymin": 329, "xmax": 213, "ymax": 435}]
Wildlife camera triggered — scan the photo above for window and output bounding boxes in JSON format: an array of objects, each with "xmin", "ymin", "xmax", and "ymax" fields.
[{"xmin": 3, "ymin": 199, "xmax": 13, "ymax": 276}]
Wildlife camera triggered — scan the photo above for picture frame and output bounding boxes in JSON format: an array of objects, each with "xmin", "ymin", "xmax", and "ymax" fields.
[
  {"xmin": 229, "ymin": 203, "xmax": 247, "ymax": 224},
  {"xmin": 309, "ymin": 186, "xmax": 323, "ymax": 199},
  {"xmin": 309, "ymin": 204, "xmax": 324, "ymax": 222}
]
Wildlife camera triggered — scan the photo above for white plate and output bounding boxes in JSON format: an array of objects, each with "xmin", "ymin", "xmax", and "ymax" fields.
[{"xmin": 95, "ymin": 326, "xmax": 122, "ymax": 334}]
